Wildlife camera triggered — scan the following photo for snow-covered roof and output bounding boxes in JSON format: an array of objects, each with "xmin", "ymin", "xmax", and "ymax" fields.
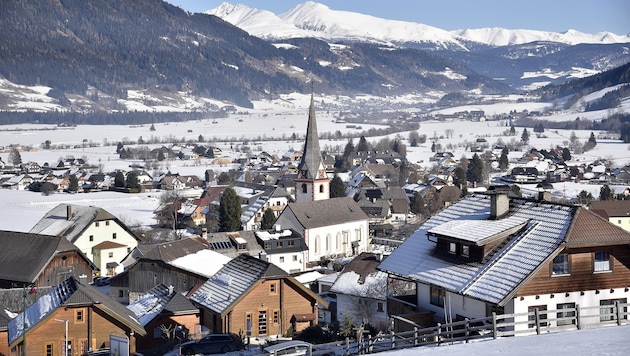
[
  {"xmin": 427, "ymin": 216, "xmax": 528, "ymax": 245},
  {"xmin": 378, "ymin": 194, "xmax": 575, "ymax": 305},
  {"xmin": 330, "ymin": 270, "xmax": 388, "ymax": 300},
  {"xmin": 127, "ymin": 284, "xmax": 197, "ymax": 326},
  {"xmin": 168, "ymin": 249, "xmax": 232, "ymax": 278}
]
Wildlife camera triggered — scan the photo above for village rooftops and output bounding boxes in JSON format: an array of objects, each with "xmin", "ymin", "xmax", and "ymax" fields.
[{"xmin": 427, "ymin": 216, "xmax": 529, "ymax": 246}]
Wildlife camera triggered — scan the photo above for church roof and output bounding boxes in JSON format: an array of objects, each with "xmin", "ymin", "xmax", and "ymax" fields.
[{"xmin": 285, "ymin": 197, "xmax": 369, "ymax": 229}]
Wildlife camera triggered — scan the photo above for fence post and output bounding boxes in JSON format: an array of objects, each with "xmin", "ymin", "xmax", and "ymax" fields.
[
  {"xmin": 345, "ymin": 337, "xmax": 350, "ymax": 356},
  {"xmin": 465, "ymin": 318, "xmax": 470, "ymax": 343},
  {"xmin": 391, "ymin": 327, "xmax": 395, "ymax": 350},
  {"xmin": 437, "ymin": 323, "xmax": 442, "ymax": 346},
  {"xmin": 575, "ymin": 304, "xmax": 581, "ymax": 330},
  {"xmin": 492, "ymin": 312, "xmax": 497, "ymax": 339},
  {"xmin": 615, "ymin": 301, "xmax": 621, "ymax": 326},
  {"xmin": 367, "ymin": 334, "xmax": 373, "ymax": 354},
  {"xmin": 414, "ymin": 326, "xmax": 418, "ymax": 346},
  {"xmin": 535, "ymin": 307, "xmax": 541, "ymax": 335}
]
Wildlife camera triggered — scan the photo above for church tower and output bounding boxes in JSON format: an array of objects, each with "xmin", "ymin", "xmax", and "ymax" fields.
[{"xmin": 295, "ymin": 92, "xmax": 329, "ymax": 203}]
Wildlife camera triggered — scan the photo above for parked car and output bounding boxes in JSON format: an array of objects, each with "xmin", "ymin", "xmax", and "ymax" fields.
[
  {"xmin": 180, "ymin": 333, "xmax": 245, "ymax": 355},
  {"xmin": 263, "ymin": 340, "xmax": 312, "ymax": 355}
]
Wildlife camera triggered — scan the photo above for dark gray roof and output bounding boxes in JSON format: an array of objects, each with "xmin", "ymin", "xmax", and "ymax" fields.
[
  {"xmin": 204, "ymin": 231, "xmax": 265, "ymax": 258},
  {"xmin": 29, "ymin": 203, "xmax": 139, "ymax": 243},
  {"xmin": 0, "ymin": 230, "xmax": 93, "ymax": 284},
  {"xmin": 139, "ymin": 237, "xmax": 210, "ymax": 262},
  {"xmin": 190, "ymin": 255, "xmax": 288, "ymax": 314},
  {"xmin": 285, "ymin": 197, "xmax": 369, "ymax": 229},
  {"xmin": 128, "ymin": 284, "xmax": 198, "ymax": 326}
]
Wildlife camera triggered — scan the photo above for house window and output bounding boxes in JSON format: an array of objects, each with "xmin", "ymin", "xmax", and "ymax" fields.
[
  {"xmin": 377, "ymin": 302, "xmax": 384, "ymax": 312},
  {"xmin": 594, "ymin": 251, "xmax": 610, "ymax": 272},
  {"xmin": 108, "ymin": 252, "xmax": 114, "ymax": 258},
  {"xmin": 89, "ymin": 235, "xmax": 94, "ymax": 242},
  {"xmin": 279, "ymin": 256, "xmax": 285, "ymax": 263},
  {"xmin": 269, "ymin": 282, "xmax": 278, "ymax": 295},
  {"xmin": 293, "ymin": 255, "xmax": 298, "ymax": 262},
  {"xmin": 448, "ymin": 242, "xmax": 457, "ymax": 255},
  {"xmin": 314, "ymin": 236, "xmax": 319, "ymax": 254},
  {"xmin": 45, "ymin": 344, "xmax": 53, "ymax": 356},
  {"xmin": 273, "ymin": 310, "xmax": 279, "ymax": 324},
  {"xmin": 61, "ymin": 340, "xmax": 72, "ymax": 356},
  {"xmin": 75, "ymin": 309, "xmax": 85, "ymax": 323},
  {"xmin": 112, "ymin": 233, "xmax": 117, "ymax": 239},
  {"xmin": 600, "ymin": 299, "xmax": 627, "ymax": 322},
  {"xmin": 95, "ymin": 222, "xmax": 99, "ymax": 227},
  {"xmin": 552, "ymin": 254, "xmax": 569, "ymax": 275},
  {"xmin": 556, "ymin": 303, "xmax": 576, "ymax": 326},
  {"xmin": 527, "ymin": 305, "xmax": 548, "ymax": 328},
  {"xmin": 276, "ymin": 241, "xmax": 282, "ymax": 248},
  {"xmin": 105, "ymin": 221, "xmax": 110, "ymax": 226},
  {"xmin": 461, "ymin": 245, "xmax": 470, "ymax": 258},
  {"xmin": 118, "ymin": 290, "xmax": 124, "ymax": 298},
  {"xmin": 264, "ymin": 242, "xmax": 271, "ymax": 249},
  {"xmin": 287, "ymin": 240, "xmax": 294, "ymax": 247},
  {"xmin": 430, "ymin": 285, "xmax": 445, "ymax": 307},
  {"xmin": 319, "ymin": 185, "xmax": 324, "ymax": 193},
  {"xmin": 301, "ymin": 184, "xmax": 307, "ymax": 193},
  {"xmin": 246, "ymin": 313, "xmax": 252, "ymax": 334}
]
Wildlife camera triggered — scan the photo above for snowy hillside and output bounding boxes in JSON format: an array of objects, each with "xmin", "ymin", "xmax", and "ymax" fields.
[{"xmin": 208, "ymin": 1, "xmax": 630, "ymax": 48}]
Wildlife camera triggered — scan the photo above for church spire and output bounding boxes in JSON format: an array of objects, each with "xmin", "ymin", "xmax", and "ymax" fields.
[
  {"xmin": 297, "ymin": 90, "xmax": 324, "ymax": 180},
  {"xmin": 295, "ymin": 87, "xmax": 329, "ymax": 203}
]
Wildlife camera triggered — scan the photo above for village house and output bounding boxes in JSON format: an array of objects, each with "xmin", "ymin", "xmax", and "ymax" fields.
[
  {"xmin": 330, "ymin": 252, "xmax": 389, "ymax": 331},
  {"xmin": 589, "ymin": 200, "xmax": 630, "ymax": 232},
  {"xmin": 127, "ymin": 284, "xmax": 200, "ymax": 354},
  {"xmin": 29, "ymin": 204, "xmax": 141, "ymax": 277},
  {"xmin": 255, "ymin": 228, "xmax": 309, "ymax": 274},
  {"xmin": 111, "ymin": 237, "xmax": 231, "ymax": 304},
  {"xmin": 0, "ymin": 231, "xmax": 96, "ymax": 288},
  {"xmin": 7, "ymin": 277, "xmax": 146, "ymax": 356},
  {"xmin": 189, "ymin": 254, "xmax": 328, "ymax": 337},
  {"xmin": 378, "ymin": 188, "xmax": 630, "ymax": 334}
]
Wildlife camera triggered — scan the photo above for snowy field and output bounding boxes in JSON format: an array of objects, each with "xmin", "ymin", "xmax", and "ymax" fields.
[{"xmin": 1, "ymin": 93, "xmax": 629, "ymax": 233}]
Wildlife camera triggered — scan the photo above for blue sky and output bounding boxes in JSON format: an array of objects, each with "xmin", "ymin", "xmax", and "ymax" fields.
[{"xmin": 166, "ymin": 0, "xmax": 630, "ymax": 35}]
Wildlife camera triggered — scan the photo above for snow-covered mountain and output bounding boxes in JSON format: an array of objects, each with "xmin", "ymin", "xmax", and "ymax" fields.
[{"xmin": 207, "ymin": 1, "xmax": 630, "ymax": 49}]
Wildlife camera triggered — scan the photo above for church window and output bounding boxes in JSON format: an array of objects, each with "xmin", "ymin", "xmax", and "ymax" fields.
[{"xmin": 301, "ymin": 183, "xmax": 307, "ymax": 193}]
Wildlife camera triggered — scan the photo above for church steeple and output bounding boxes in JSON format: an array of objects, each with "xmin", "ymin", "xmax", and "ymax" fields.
[{"xmin": 295, "ymin": 89, "xmax": 329, "ymax": 202}]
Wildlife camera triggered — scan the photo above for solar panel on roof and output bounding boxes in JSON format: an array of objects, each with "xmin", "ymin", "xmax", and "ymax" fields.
[{"xmin": 210, "ymin": 241, "xmax": 232, "ymax": 250}]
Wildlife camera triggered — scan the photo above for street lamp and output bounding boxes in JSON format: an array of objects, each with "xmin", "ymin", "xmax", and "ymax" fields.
[
  {"xmin": 22, "ymin": 284, "xmax": 37, "ymax": 356},
  {"xmin": 55, "ymin": 319, "xmax": 69, "ymax": 356}
]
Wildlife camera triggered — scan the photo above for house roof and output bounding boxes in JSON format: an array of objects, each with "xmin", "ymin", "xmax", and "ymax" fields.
[
  {"xmin": 127, "ymin": 284, "xmax": 198, "ymax": 326},
  {"xmin": 189, "ymin": 254, "xmax": 289, "ymax": 315},
  {"xmin": 564, "ymin": 207, "xmax": 630, "ymax": 246},
  {"xmin": 330, "ymin": 253, "xmax": 387, "ymax": 300},
  {"xmin": 8, "ymin": 277, "xmax": 145, "ymax": 346},
  {"xmin": 588, "ymin": 200, "xmax": 630, "ymax": 218},
  {"xmin": 29, "ymin": 203, "xmax": 139, "ymax": 243},
  {"xmin": 0, "ymin": 231, "xmax": 95, "ymax": 284},
  {"xmin": 378, "ymin": 194, "xmax": 577, "ymax": 306},
  {"xmin": 92, "ymin": 241, "xmax": 127, "ymax": 249},
  {"xmin": 138, "ymin": 237, "xmax": 210, "ymax": 262},
  {"xmin": 285, "ymin": 197, "xmax": 368, "ymax": 229}
]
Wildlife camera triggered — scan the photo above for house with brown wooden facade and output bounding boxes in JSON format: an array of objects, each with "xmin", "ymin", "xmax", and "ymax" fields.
[
  {"xmin": 189, "ymin": 254, "xmax": 328, "ymax": 338},
  {"xmin": 0, "ymin": 231, "xmax": 96, "ymax": 288},
  {"xmin": 378, "ymin": 189, "xmax": 630, "ymax": 333},
  {"xmin": 127, "ymin": 284, "xmax": 199, "ymax": 355},
  {"xmin": 7, "ymin": 277, "xmax": 145, "ymax": 356}
]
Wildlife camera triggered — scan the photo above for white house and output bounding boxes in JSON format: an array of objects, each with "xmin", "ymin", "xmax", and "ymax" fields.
[{"xmin": 29, "ymin": 204, "xmax": 141, "ymax": 276}]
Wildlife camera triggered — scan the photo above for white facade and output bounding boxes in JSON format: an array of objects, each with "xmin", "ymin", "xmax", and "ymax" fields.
[
  {"xmin": 337, "ymin": 294, "xmax": 388, "ymax": 331},
  {"xmin": 306, "ymin": 221, "xmax": 368, "ymax": 263},
  {"xmin": 295, "ymin": 177, "xmax": 329, "ymax": 203},
  {"xmin": 264, "ymin": 250, "xmax": 308, "ymax": 274},
  {"xmin": 73, "ymin": 219, "xmax": 139, "ymax": 275}
]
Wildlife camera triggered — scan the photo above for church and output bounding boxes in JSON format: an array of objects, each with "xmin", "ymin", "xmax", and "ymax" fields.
[{"xmin": 274, "ymin": 92, "xmax": 370, "ymax": 265}]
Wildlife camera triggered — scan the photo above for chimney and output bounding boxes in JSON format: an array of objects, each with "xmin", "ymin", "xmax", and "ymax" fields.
[
  {"xmin": 167, "ymin": 285, "xmax": 175, "ymax": 296},
  {"xmin": 538, "ymin": 190, "xmax": 551, "ymax": 201},
  {"xmin": 66, "ymin": 205, "xmax": 72, "ymax": 220},
  {"xmin": 490, "ymin": 192, "xmax": 509, "ymax": 220},
  {"xmin": 201, "ymin": 227, "xmax": 208, "ymax": 240}
]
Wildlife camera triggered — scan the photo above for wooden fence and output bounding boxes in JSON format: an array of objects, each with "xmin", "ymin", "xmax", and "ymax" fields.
[{"xmin": 275, "ymin": 301, "xmax": 630, "ymax": 356}]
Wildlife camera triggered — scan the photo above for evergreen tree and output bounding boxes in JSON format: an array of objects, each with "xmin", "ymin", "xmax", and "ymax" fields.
[
  {"xmin": 150, "ymin": 123, "xmax": 156, "ymax": 131},
  {"xmin": 453, "ymin": 166, "xmax": 467, "ymax": 189},
  {"xmin": 114, "ymin": 171, "xmax": 125, "ymax": 187},
  {"xmin": 466, "ymin": 153, "xmax": 484, "ymax": 185},
  {"xmin": 126, "ymin": 171, "xmax": 139, "ymax": 190},
  {"xmin": 157, "ymin": 150, "xmax": 166, "ymax": 161},
  {"xmin": 521, "ymin": 128, "xmax": 530, "ymax": 144},
  {"xmin": 9, "ymin": 147, "xmax": 22, "ymax": 166},
  {"xmin": 330, "ymin": 174, "xmax": 346, "ymax": 198},
  {"xmin": 343, "ymin": 139, "xmax": 355, "ymax": 158},
  {"xmin": 116, "ymin": 142, "xmax": 124, "ymax": 154},
  {"xmin": 576, "ymin": 190, "xmax": 594, "ymax": 205},
  {"xmin": 357, "ymin": 135, "xmax": 369, "ymax": 152},
  {"xmin": 509, "ymin": 125, "xmax": 516, "ymax": 136},
  {"xmin": 217, "ymin": 172, "xmax": 232, "ymax": 185},
  {"xmin": 431, "ymin": 142, "xmax": 436, "ymax": 153},
  {"xmin": 260, "ymin": 208, "xmax": 276, "ymax": 230},
  {"xmin": 219, "ymin": 188, "xmax": 242, "ymax": 232},
  {"xmin": 68, "ymin": 174, "xmax": 79, "ymax": 192},
  {"xmin": 600, "ymin": 184, "xmax": 614, "ymax": 201},
  {"xmin": 499, "ymin": 147, "xmax": 509, "ymax": 170},
  {"xmin": 588, "ymin": 132, "xmax": 597, "ymax": 146},
  {"xmin": 562, "ymin": 147, "xmax": 571, "ymax": 161}
]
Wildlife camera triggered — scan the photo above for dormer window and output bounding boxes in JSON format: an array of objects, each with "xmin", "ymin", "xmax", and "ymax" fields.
[
  {"xmin": 461, "ymin": 245, "xmax": 470, "ymax": 258},
  {"xmin": 448, "ymin": 242, "xmax": 457, "ymax": 254}
]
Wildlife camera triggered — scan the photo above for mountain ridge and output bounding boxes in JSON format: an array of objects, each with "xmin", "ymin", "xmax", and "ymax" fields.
[{"xmin": 206, "ymin": 1, "xmax": 630, "ymax": 48}]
